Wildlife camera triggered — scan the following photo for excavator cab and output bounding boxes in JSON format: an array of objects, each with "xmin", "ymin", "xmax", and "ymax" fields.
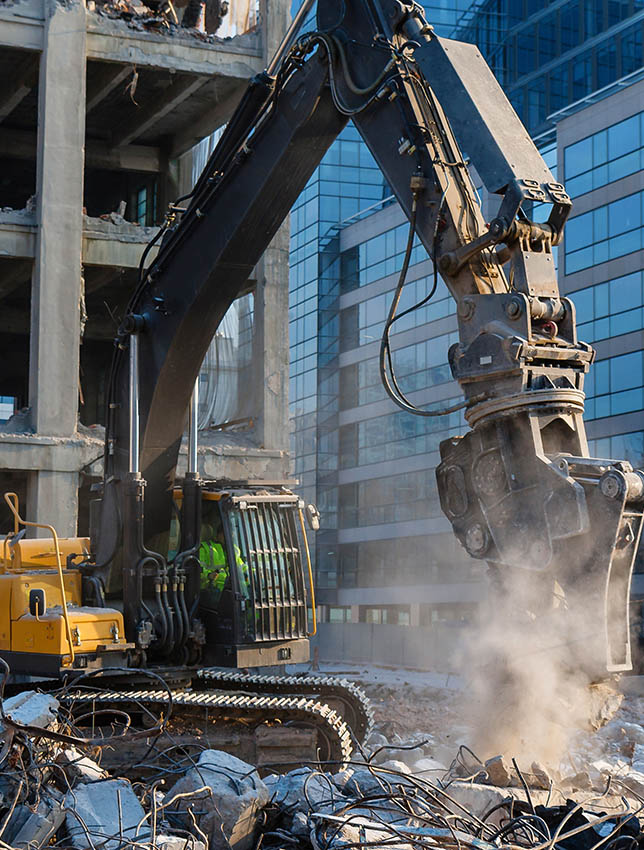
[{"xmin": 171, "ymin": 483, "xmax": 316, "ymax": 668}]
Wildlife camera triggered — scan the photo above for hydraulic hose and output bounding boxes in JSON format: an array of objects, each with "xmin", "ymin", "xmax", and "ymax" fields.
[
  {"xmin": 154, "ymin": 580, "xmax": 169, "ymax": 651},
  {"xmin": 171, "ymin": 573, "xmax": 184, "ymax": 649},
  {"xmin": 379, "ymin": 193, "xmax": 484, "ymax": 418},
  {"xmin": 161, "ymin": 576, "xmax": 175, "ymax": 655},
  {"xmin": 177, "ymin": 571, "xmax": 191, "ymax": 650}
]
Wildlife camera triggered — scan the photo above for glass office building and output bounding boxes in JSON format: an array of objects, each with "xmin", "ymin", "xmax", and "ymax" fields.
[
  {"xmin": 454, "ymin": 0, "xmax": 644, "ymax": 137},
  {"xmin": 289, "ymin": 1, "xmax": 484, "ymax": 649},
  {"xmin": 556, "ymin": 83, "xmax": 644, "ymax": 470},
  {"xmin": 288, "ymin": 1, "xmax": 644, "ymax": 662}
]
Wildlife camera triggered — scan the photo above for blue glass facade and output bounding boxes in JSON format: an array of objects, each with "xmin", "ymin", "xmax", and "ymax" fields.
[
  {"xmin": 454, "ymin": 0, "xmax": 644, "ymax": 134},
  {"xmin": 289, "ymin": 2, "xmax": 474, "ymax": 599},
  {"xmin": 557, "ymin": 72, "xmax": 644, "ymax": 487},
  {"xmin": 564, "ymin": 110, "xmax": 644, "ymax": 196},
  {"xmin": 572, "ymin": 270, "xmax": 644, "ymax": 342},
  {"xmin": 288, "ymin": 1, "xmax": 644, "ymax": 630},
  {"xmin": 565, "ymin": 190, "xmax": 644, "ymax": 273}
]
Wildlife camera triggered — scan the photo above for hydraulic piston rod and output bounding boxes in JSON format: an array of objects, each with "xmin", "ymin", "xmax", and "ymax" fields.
[
  {"xmin": 128, "ymin": 333, "xmax": 140, "ymax": 476},
  {"xmin": 188, "ymin": 378, "xmax": 199, "ymax": 475}
]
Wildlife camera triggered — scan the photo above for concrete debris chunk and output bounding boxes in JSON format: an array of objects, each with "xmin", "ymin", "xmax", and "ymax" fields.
[
  {"xmin": 265, "ymin": 767, "xmax": 341, "ymax": 812},
  {"xmin": 317, "ymin": 815, "xmax": 416, "ymax": 850},
  {"xmin": 619, "ymin": 767, "xmax": 644, "ymax": 798},
  {"xmin": 598, "ymin": 719, "xmax": 644, "ymax": 749},
  {"xmin": 588, "ymin": 683, "xmax": 624, "ymax": 730},
  {"xmin": 155, "ymin": 835, "xmax": 206, "ymax": 850},
  {"xmin": 65, "ymin": 779, "xmax": 150, "ymax": 850},
  {"xmin": 2, "ymin": 691, "xmax": 59, "ymax": 729},
  {"xmin": 56, "ymin": 746, "xmax": 107, "ymax": 782},
  {"xmin": 165, "ymin": 749, "xmax": 269, "ymax": 850},
  {"xmin": 365, "ymin": 730, "xmax": 388, "ymax": 752},
  {"xmin": 560, "ymin": 770, "xmax": 593, "ymax": 791},
  {"xmin": 588, "ymin": 758, "xmax": 618, "ymax": 786},
  {"xmin": 529, "ymin": 761, "xmax": 552, "ymax": 789},
  {"xmin": 331, "ymin": 768, "xmax": 355, "ymax": 791},
  {"xmin": 378, "ymin": 758, "xmax": 412, "ymax": 774},
  {"xmin": 341, "ymin": 768, "xmax": 389, "ymax": 796},
  {"xmin": 4, "ymin": 790, "xmax": 65, "ymax": 850},
  {"xmin": 291, "ymin": 810, "xmax": 311, "ymax": 838},
  {"xmin": 412, "ymin": 756, "xmax": 447, "ymax": 776},
  {"xmin": 484, "ymin": 754, "xmax": 512, "ymax": 787},
  {"xmin": 446, "ymin": 781, "xmax": 511, "ymax": 822},
  {"xmin": 632, "ymin": 742, "xmax": 644, "ymax": 772}
]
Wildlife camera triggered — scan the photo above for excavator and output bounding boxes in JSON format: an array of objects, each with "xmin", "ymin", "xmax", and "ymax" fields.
[{"xmin": 1, "ymin": 0, "xmax": 643, "ymax": 763}]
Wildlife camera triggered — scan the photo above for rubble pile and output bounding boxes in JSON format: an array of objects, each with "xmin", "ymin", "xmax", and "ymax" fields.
[
  {"xmin": 89, "ymin": 0, "xmax": 230, "ymax": 42},
  {"xmin": 1, "ymin": 676, "xmax": 643, "ymax": 850}
]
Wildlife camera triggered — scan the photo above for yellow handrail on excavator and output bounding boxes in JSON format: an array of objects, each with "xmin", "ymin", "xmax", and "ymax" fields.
[
  {"xmin": 298, "ymin": 508, "xmax": 317, "ymax": 637},
  {"xmin": 3, "ymin": 492, "xmax": 75, "ymax": 663}
]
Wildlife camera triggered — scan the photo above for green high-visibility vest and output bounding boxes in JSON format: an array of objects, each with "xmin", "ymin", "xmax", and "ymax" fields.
[
  {"xmin": 200, "ymin": 541, "xmax": 228, "ymax": 590},
  {"xmin": 200, "ymin": 540, "xmax": 250, "ymax": 597}
]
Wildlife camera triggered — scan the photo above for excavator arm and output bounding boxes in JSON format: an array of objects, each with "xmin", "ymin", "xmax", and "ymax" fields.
[{"xmin": 90, "ymin": 0, "xmax": 643, "ymax": 676}]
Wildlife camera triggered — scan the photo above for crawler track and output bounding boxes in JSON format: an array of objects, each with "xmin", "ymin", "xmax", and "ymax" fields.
[
  {"xmin": 61, "ymin": 687, "xmax": 354, "ymax": 765},
  {"xmin": 196, "ymin": 668, "xmax": 374, "ymax": 742}
]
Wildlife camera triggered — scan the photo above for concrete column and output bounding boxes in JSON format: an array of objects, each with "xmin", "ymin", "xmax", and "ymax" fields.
[
  {"xmin": 248, "ymin": 0, "xmax": 291, "ymax": 458},
  {"xmin": 260, "ymin": 0, "xmax": 291, "ymax": 64},
  {"xmin": 254, "ymin": 224, "xmax": 290, "ymax": 453},
  {"xmin": 350, "ymin": 605, "xmax": 360, "ymax": 624},
  {"xmin": 28, "ymin": 0, "xmax": 87, "ymax": 535},
  {"xmin": 26, "ymin": 471, "xmax": 79, "ymax": 537}
]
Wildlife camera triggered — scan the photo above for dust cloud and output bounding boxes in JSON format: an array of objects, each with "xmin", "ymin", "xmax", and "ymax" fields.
[{"xmin": 459, "ymin": 565, "xmax": 613, "ymax": 769}]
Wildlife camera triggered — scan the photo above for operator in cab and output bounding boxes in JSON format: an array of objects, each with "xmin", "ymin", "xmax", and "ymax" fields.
[{"xmin": 199, "ymin": 521, "xmax": 250, "ymax": 604}]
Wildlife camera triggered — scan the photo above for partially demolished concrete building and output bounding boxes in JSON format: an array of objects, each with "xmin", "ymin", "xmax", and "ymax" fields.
[{"xmin": 0, "ymin": 0, "xmax": 290, "ymax": 535}]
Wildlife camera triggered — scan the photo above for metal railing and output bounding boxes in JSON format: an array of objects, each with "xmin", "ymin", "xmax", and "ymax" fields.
[{"xmin": 3, "ymin": 492, "xmax": 75, "ymax": 663}]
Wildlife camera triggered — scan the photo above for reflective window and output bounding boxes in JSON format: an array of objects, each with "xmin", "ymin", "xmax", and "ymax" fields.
[
  {"xmin": 565, "ymin": 191, "xmax": 644, "ymax": 274},
  {"xmin": 548, "ymin": 63, "xmax": 569, "ymax": 112},
  {"xmin": 349, "ymin": 533, "xmax": 478, "ymax": 588},
  {"xmin": 621, "ymin": 22, "xmax": 644, "ymax": 76},
  {"xmin": 597, "ymin": 39, "xmax": 617, "ymax": 88},
  {"xmin": 607, "ymin": 1, "xmax": 632, "ymax": 27},
  {"xmin": 347, "ymin": 275, "xmax": 456, "ymax": 350},
  {"xmin": 560, "ymin": 1, "xmax": 580, "ymax": 53},
  {"xmin": 584, "ymin": 0, "xmax": 604, "ymax": 39},
  {"xmin": 340, "ymin": 331, "xmax": 458, "ymax": 408},
  {"xmin": 352, "ymin": 402, "xmax": 465, "ymax": 467},
  {"xmin": 572, "ymin": 50, "xmax": 593, "ymax": 101},
  {"xmin": 328, "ymin": 607, "xmax": 351, "ymax": 623},
  {"xmin": 584, "ymin": 350, "xmax": 644, "ymax": 420},
  {"xmin": 518, "ymin": 26, "xmax": 537, "ymax": 75},
  {"xmin": 588, "ymin": 430, "xmax": 644, "ymax": 467},
  {"xmin": 339, "ymin": 468, "xmax": 442, "ymax": 529},
  {"xmin": 527, "ymin": 77, "xmax": 546, "ymax": 129},
  {"xmin": 539, "ymin": 15, "xmax": 557, "ymax": 64},
  {"xmin": 565, "ymin": 112, "xmax": 644, "ymax": 197},
  {"xmin": 341, "ymin": 224, "xmax": 429, "ymax": 290}
]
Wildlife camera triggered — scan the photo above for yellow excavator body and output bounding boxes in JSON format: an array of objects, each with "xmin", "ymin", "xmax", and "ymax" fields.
[{"xmin": 0, "ymin": 494, "xmax": 130, "ymax": 676}]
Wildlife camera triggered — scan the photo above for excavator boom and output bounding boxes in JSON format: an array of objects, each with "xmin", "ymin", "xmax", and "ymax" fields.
[{"xmin": 79, "ymin": 0, "xmax": 643, "ymax": 678}]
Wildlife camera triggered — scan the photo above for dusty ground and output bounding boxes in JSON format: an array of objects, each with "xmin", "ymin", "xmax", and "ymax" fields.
[
  {"xmin": 307, "ymin": 662, "xmax": 467, "ymax": 749},
  {"xmin": 307, "ymin": 662, "xmax": 644, "ymax": 784}
]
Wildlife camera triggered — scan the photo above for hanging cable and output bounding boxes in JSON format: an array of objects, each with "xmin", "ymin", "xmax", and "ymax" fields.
[{"xmin": 379, "ymin": 191, "xmax": 483, "ymax": 417}]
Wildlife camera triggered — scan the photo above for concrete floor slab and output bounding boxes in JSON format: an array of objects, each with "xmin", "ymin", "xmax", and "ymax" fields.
[{"xmin": 0, "ymin": 0, "xmax": 45, "ymax": 50}]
